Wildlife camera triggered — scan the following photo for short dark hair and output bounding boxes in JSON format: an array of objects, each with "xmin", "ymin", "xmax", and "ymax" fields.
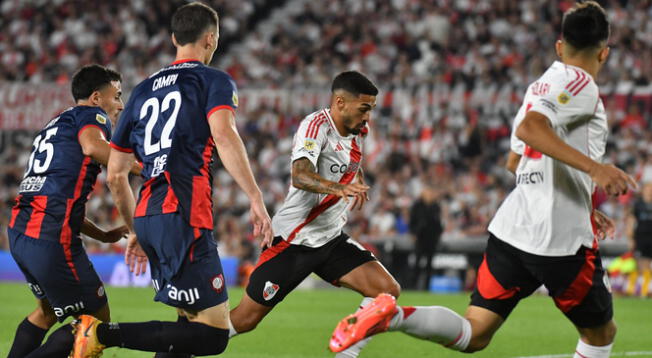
[
  {"xmin": 71, "ymin": 64, "xmax": 122, "ymax": 102},
  {"xmin": 172, "ymin": 2, "xmax": 218, "ymax": 46},
  {"xmin": 562, "ymin": 1, "xmax": 610, "ymax": 51},
  {"xmin": 331, "ymin": 71, "xmax": 379, "ymax": 96}
]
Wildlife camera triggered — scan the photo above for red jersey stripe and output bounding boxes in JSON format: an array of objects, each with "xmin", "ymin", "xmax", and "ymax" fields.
[
  {"xmin": 24, "ymin": 196, "xmax": 48, "ymax": 238},
  {"xmin": 9, "ymin": 195, "xmax": 22, "ymax": 228},
  {"xmin": 309, "ymin": 118, "xmax": 327, "ymax": 139},
  {"xmin": 207, "ymin": 105, "xmax": 235, "ymax": 119},
  {"xmin": 189, "ymin": 137, "xmax": 214, "ymax": 229},
  {"xmin": 477, "ymin": 254, "xmax": 520, "ymax": 300},
  {"xmin": 255, "ymin": 239, "xmax": 291, "ymax": 269},
  {"xmin": 162, "ymin": 172, "xmax": 179, "ymax": 214},
  {"xmin": 565, "ymin": 70, "xmax": 581, "ymax": 90},
  {"xmin": 285, "ymin": 139, "xmax": 361, "ymax": 242},
  {"xmin": 135, "ymin": 178, "xmax": 155, "ymax": 217},
  {"xmin": 572, "ymin": 79, "xmax": 591, "ymax": 96},
  {"xmin": 306, "ymin": 113, "xmax": 326, "ymax": 138},
  {"xmin": 568, "ymin": 71, "xmax": 586, "ymax": 94},
  {"xmin": 59, "ymin": 156, "xmax": 92, "ymax": 282},
  {"xmin": 110, "ymin": 142, "xmax": 133, "ymax": 153}
]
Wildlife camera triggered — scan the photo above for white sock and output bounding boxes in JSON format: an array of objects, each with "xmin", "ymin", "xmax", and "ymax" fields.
[
  {"xmin": 573, "ymin": 339, "xmax": 613, "ymax": 358},
  {"xmin": 335, "ymin": 297, "xmax": 374, "ymax": 358},
  {"xmin": 388, "ymin": 306, "xmax": 471, "ymax": 351},
  {"xmin": 228, "ymin": 318, "xmax": 238, "ymax": 338}
]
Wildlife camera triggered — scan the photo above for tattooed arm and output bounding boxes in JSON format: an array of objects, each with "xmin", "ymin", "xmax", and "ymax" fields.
[{"xmin": 292, "ymin": 158, "xmax": 369, "ymax": 202}]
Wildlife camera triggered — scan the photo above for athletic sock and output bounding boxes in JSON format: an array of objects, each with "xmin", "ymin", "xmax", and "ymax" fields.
[
  {"xmin": 7, "ymin": 317, "xmax": 49, "ymax": 358},
  {"xmin": 24, "ymin": 324, "xmax": 74, "ymax": 358},
  {"xmin": 97, "ymin": 321, "xmax": 228, "ymax": 355},
  {"xmin": 573, "ymin": 339, "xmax": 613, "ymax": 358},
  {"xmin": 154, "ymin": 316, "xmax": 192, "ymax": 358},
  {"xmin": 335, "ymin": 297, "xmax": 374, "ymax": 358},
  {"xmin": 388, "ymin": 306, "xmax": 471, "ymax": 351},
  {"xmin": 228, "ymin": 318, "xmax": 238, "ymax": 338}
]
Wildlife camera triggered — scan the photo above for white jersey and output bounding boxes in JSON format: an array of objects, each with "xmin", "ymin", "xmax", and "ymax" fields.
[
  {"xmin": 272, "ymin": 109, "xmax": 363, "ymax": 248},
  {"xmin": 488, "ymin": 61, "xmax": 608, "ymax": 256}
]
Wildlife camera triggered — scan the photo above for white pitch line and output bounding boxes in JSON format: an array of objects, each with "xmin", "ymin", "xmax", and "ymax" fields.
[{"xmin": 512, "ymin": 351, "xmax": 652, "ymax": 358}]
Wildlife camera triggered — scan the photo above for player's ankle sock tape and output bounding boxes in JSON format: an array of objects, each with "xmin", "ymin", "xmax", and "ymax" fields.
[
  {"xmin": 98, "ymin": 321, "xmax": 229, "ymax": 355},
  {"xmin": 7, "ymin": 317, "xmax": 48, "ymax": 358},
  {"xmin": 24, "ymin": 324, "xmax": 74, "ymax": 358}
]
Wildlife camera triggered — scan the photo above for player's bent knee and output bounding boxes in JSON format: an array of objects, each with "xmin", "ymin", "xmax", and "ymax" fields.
[
  {"xmin": 191, "ymin": 323, "xmax": 229, "ymax": 356},
  {"xmin": 464, "ymin": 336, "xmax": 491, "ymax": 353},
  {"xmin": 581, "ymin": 320, "xmax": 617, "ymax": 346},
  {"xmin": 30, "ymin": 306, "xmax": 57, "ymax": 328}
]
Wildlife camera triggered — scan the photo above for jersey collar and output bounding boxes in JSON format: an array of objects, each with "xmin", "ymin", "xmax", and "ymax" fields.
[
  {"xmin": 557, "ymin": 61, "xmax": 594, "ymax": 82},
  {"xmin": 171, "ymin": 58, "xmax": 202, "ymax": 65}
]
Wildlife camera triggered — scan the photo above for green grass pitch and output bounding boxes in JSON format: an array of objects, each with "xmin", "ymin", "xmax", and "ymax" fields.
[{"xmin": 0, "ymin": 282, "xmax": 650, "ymax": 357}]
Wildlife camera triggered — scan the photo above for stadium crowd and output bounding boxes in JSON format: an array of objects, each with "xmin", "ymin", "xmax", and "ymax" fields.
[{"xmin": 1, "ymin": 0, "xmax": 652, "ymax": 288}]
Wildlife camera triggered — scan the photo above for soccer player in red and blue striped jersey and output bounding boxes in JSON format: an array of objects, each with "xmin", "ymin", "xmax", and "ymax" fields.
[{"xmin": 7, "ymin": 64, "xmax": 139, "ymax": 358}]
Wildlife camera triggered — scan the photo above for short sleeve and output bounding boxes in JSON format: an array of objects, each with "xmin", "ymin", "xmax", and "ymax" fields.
[
  {"xmin": 205, "ymin": 71, "xmax": 238, "ymax": 118},
  {"xmin": 510, "ymin": 113, "xmax": 525, "ymax": 155},
  {"xmin": 529, "ymin": 73, "xmax": 599, "ymax": 128},
  {"xmin": 291, "ymin": 118, "xmax": 327, "ymax": 167},
  {"xmin": 77, "ymin": 109, "xmax": 112, "ymax": 141}
]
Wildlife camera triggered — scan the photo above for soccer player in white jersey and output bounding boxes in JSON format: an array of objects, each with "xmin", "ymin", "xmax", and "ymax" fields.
[
  {"xmin": 330, "ymin": 3, "xmax": 636, "ymax": 358},
  {"xmin": 227, "ymin": 71, "xmax": 401, "ymax": 352}
]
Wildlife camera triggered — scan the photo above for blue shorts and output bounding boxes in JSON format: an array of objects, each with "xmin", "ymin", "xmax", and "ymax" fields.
[
  {"xmin": 8, "ymin": 228, "xmax": 108, "ymax": 322},
  {"xmin": 134, "ymin": 213, "xmax": 228, "ymax": 311}
]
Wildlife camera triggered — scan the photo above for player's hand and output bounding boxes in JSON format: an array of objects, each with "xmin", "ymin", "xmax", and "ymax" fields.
[
  {"xmin": 592, "ymin": 209, "xmax": 615, "ymax": 241},
  {"xmin": 588, "ymin": 163, "xmax": 638, "ymax": 196},
  {"xmin": 250, "ymin": 197, "xmax": 273, "ymax": 248},
  {"xmin": 125, "ymin": 233, "xmax": 148, "ymax": 276},
  {"xmin": 335, "ymin": 183, "xmax": 370, "ymax": 204},
  {"xmin": 104, "ymin": 225, "xmax": 129, "ymax": 243},
  {"xmin": 350, "ymin": 179, "xmax": 370, "ymax": 211}
]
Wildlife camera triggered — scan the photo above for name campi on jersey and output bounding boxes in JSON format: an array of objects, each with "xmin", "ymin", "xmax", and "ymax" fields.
[{"xmin": 152, "ymin": 74, "xmax": 179, "ymax": 91}]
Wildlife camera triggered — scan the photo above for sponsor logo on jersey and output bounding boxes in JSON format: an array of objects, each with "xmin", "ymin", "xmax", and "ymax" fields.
[
  {"xmin": 557, "ymin": 91, "xmax": 571, "ymax": 104},
  {"xmin": 151, "ymin": 154, "xmax": 168, "ymax": 178},
  {"xmin": 19, "ymin": 176, "xmax": 47, "ymax": 193},
  {"xmin": 263, "ymin": 281, "xmax": 280, "ymax": 301},
  {"xmin": 232, "ymin": 91, "xmax": 239, "ymax": 107},
  {"xmin": 53, "ymin": 301, "xmax": 85, "ymax": 317},
  {"xmin": 330, "ymin": 162, "xmax": 359, "ymax": 174},
  {"xmin": 166, "ymin": 284, "xmax": 200, "ymax": 305},
  {"xmin": 516, "ymin": 171, "xmax": 544, "ymax": 185},
  {"xmin": 211, "ymin": 274, "xmax": 224, "ymax": 294},
  {"xmin": 96, "ymin": 114, "xmax": 107, "ymax": 124},
  {"xmin": 304, "ymin": 139, "xmax": 316, "ymax": 151}
]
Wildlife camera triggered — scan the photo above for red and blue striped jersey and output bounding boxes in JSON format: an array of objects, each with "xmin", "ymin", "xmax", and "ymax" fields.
[
  {"xmin": 110, "ymin": 59, "xmax": 238, "ymax": 229},
  {"xmin": 9, "ymin": 106, "xmax": 112, "ymax": 246}
]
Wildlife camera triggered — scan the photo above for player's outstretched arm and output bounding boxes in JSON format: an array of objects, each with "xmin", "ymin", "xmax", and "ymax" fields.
[
  {"xmin": 208, "ymin": 109, "xmax": 272, "ymax": 247},
  {"xmin": 80, "ymin": 217, "xmax": 128, "ymax": 243},
  {"xmin": 79, "ymin": 126, "xmax": 141, "ymax": 175},
  {"xmin": 516, "ymin": 111, "xmax": 637, "ymax": 196},
  {"xmin": 291, "ymin": 158, "xmax": 369, "ymax": 203}
]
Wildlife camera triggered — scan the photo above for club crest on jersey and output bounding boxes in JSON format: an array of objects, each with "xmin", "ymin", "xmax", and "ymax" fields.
[
  {"xmin": 96, "ymin": 114, "xmax": 107, "ymax": 124},
  {"xmin": 232, "ymin": 91, "xmax": 239, "ymax": 107},
  {"xmin": 263, "ymin": 281, "xmax": 280, "ymax": 301},
  {"xmin": 211, "ymin": 274, "xmax": 224, "ymax": 294},
  {"xmin": 557, "ymin": 91, "xmax": 571, "ymax": 104}
]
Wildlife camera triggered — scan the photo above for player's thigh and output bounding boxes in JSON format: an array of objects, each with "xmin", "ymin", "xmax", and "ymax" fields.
[
  {"xmin": 246, "ymin": 237, "xmax": 316, "ymax": 307},
  {"xmin": 314, "ymin": 233, "xmax": 393, "ymax": 296},
  {"xmin": 184, "ymin": 300, "xmax": 230, "ymax": 329},
  {"xmin": 10, "ymin": 231, "xmax": 108, "ymax": 323},
  {"xmin": 338, "ymin": 261, "xmax": 400, "ymax": 298},
  {"xmin": 537, "ymin": 247, "xmax": 613, "ymax": 329},
  {"xmin": 469, "ymin": 235, "xmax": 540, "ymax": 320},
  {"xmin": 230, "ymin": 291, "xmax": 274, "ymax": 332},
  {"xmin": 136, "ymin": 214, "xmax": 228, "ymax": 312}
]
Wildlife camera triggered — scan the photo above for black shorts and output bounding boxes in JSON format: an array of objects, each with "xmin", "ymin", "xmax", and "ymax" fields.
[
  {"xmin": 246, "ymin": 232, "xmax": 376, "ymax": 306},
  {"xmin": 471, "ymin": 234, "xmax": 613, "ymax": 328}
]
